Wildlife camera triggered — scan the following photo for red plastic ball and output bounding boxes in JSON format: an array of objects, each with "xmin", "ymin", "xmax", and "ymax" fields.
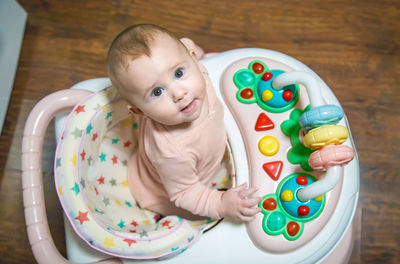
[
  {"xmin": 262, "ymin": 72, "xmax": 273, "ymax": 81},
  {"xmin": 287, "ymin": 221, "xmax": 300, "ymax": 236},
  {"xmin": 298, "ymin": 205, "xmax": 310, "ymax": 217},
  {"xmin": 263, "ymin": 198, "xmax": 277, "ymax": 211},
  {"xmin": 296, "ymin": 176, "xmax": 308, "ymax": 185},
  {"xmin": 252, "ymin": 63, "xmax": 264, "ymax": 74},
  {"xmin": 240, "ymin": 88, "xmax": 254, "ymax": 99},
  {"xmin": 283, "ymin": 90, "xmax": 293, "ymax": 101}
]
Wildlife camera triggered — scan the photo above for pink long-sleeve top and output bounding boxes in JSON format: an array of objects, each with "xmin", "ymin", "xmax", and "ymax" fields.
[{"xmin": 127, "ymin": 64, "xmax": 227, "ymax": 219}]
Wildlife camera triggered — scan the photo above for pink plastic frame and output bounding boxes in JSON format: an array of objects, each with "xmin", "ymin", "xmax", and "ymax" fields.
[{"xmin": 21, "ymin": 89, "xmax": 122, "ymax": 264}]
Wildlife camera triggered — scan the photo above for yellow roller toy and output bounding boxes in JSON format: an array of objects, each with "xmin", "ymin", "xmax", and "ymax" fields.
[{"xmin": 303, "ymin": 124, "xmax": 349, "ymax": 150}]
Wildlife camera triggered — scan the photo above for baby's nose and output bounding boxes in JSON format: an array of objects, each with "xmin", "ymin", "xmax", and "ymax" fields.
[{"xmin": 172, "ymin": 86, "xmax": 188, "ymax": 102}]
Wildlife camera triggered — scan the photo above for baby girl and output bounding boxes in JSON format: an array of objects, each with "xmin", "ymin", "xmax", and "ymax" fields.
[{"xmin": 107, "ymin": 24, "xmax": 261, "ymax": 221}]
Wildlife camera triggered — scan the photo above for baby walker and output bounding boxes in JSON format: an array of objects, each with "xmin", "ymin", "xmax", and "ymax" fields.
[{"xmin": 22, "ymin": 48, "xmax": 360, "ymax": 264}]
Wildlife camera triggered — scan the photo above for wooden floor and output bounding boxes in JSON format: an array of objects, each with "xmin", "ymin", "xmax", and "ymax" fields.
[{"xmin": 1, "ymin": 0, "xmax": 399, "ymax": 263}]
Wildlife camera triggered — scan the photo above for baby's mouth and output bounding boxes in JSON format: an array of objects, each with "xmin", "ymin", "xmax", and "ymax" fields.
[{"xmin": 181, "ymin": 100, "xmax": 197, "ymax": 114}]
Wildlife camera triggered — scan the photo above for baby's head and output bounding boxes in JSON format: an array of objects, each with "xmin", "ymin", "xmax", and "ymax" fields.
[{"xmin": 107, "ymin": 24, "xmax": 207, "ymax": 127}]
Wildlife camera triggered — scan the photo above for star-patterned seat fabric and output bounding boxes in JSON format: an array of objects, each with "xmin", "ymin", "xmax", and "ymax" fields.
[{"xmin": 54, "ymin": 86, "xmax": 235, "ymax": 259}]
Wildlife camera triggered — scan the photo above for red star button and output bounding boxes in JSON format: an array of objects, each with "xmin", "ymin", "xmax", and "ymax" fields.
[
  {"xmin": 255, "ymin": 113, "xmax": 275, "ymax": 131},
  {"xmin": 263, "ymin": 161, "xmax": 283, "ymax": 181}
]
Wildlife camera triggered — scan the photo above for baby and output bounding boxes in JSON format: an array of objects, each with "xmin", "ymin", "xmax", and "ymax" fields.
[{"xmin": 107, "ymin": 24, "xmax": 261, "ymax": 221}]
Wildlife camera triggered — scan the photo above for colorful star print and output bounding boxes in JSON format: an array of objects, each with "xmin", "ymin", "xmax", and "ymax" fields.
[
  {"xmin": 54, "ymin": 86, "xmax": 225, "ymax": 257},
  {"xmin": 80, "ymin": 179, "xmax": 86, "ymax": 189},
  {"xmin": 109, "ymin": 178, "xmax": 117, "ymax": 186},
  {"xmin": 86, "ymin": 123, "xmax": 93, "ymax": 134},
  {"xmin": 139, "ymin": 230, "xmax": 148, "ymax": 238},
  {"xmin": 102, "ymin": 237, "xmax": 115, "ymax": 249},
  {"xmin": 102, "ymin": 197, "xmax": 110, "ymax": 206},
  {"xmin": 111, "ymin": 155, "xmax": 118, "ymax": 164},
  {"xmin": 75, "ymin": 210, "xmax": 89, "ymax": 224},
  {"xmin": 105, "ymin": 112, "xmax": 113, "ymax": 120},
  {"xmin": 118, "ymin": 220, "xmax": 126, "ymax": 229},
  {"xmin": 123, "ymin": 239, "xmax": 136, "ymax": 246},
  {"xmin": 69, "ymin": 154, "xmax": 77, "ymax": 166},
  {"xmin": 70, "ymin": 182, "xmax": 80, "ymax": 195},
  {"xmin": 162, "ymin": 220, "xmax": 173, "ymax": 229},
  {"xmin": 74, "ymin": 105, "xmax": 86, "ymax": 114},
  {"xmin": 99, "ymin": 152, "xmax": 106, "ymax": 162},
  {"xmin": 80, "ymin": 150, "xmax": 86, "ymax": 161},
  {"xmin": 97, "ymin": 176, "xmax": 105, "ymax": 185},
  {"xmin": 71, "ymin": 128, "xmax": 83, "ymax": 139}
]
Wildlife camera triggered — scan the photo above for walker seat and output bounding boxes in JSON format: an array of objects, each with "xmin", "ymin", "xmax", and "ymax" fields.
[
  {"xmin": 22, "ymin": 48, "xmax": 359, "ymax": 264},
  {"xmin": 54, "ymin": 86, "xmax": 235, "ymax": 259}
]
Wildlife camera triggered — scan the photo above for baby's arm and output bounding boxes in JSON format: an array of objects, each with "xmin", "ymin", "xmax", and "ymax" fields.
[
  {"xmin": 156, "ymin": 157, "xmax": 224, "ymax": 218},
  {"xmin": 151, "ymin": 139, "xmax": 261, "ymax": 221},
  {"xmin": 219, "ymin": 183, "xmax": 262, "ymax": 222}
]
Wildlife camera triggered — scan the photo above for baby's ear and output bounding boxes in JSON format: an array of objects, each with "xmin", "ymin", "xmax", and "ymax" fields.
[{"xmin": 180, "ymin": 37, "xmax": 205, "ymax": 60}]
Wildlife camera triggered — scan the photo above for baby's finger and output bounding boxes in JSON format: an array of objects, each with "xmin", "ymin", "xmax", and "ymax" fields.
[
  {"xmin": 240, "ymin": 206, "xmax": 261, "ymax": 217},
  {"xmin": 239, "ymin": 186, "xmax": 258, "ymax": 198},
  {"xmin": 238, "ymin": 214, "xmax": 257, "ymax": 222},
  {"xmin": 242, "ymin": 197, "xmax": 262, "ymax": 207},
  {"xmin": 235, "ymin": 182, "xmax": 248, "ymax": 192}
]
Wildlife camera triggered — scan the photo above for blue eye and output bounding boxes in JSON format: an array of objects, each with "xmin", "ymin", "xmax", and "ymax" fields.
[
  {"xmin": 151, "ymin": 87, "xmax": 164, "ymax": 97},
  {"xmin": 175, "ymin": 68, "xmax": 184, "ymax": 79}
]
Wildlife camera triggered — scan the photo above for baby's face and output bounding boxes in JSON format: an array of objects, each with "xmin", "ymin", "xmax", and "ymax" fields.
[{"xmin": 119, "ymin": 34, "xmax": 207, "ymax": 127}]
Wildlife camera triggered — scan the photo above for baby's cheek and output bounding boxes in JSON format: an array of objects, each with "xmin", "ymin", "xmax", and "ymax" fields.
[{"xmin": 194, "ymin": 79, "xmax": 207, "ymax": 99}]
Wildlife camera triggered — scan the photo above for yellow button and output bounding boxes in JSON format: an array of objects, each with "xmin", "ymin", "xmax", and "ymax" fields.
[
  {"xmin": 262, "ymin": 90, "xmax": 273, "ymax": 101},
  {"xmin": 281, "ymin": 190, "xmax": 293, "ymax": 202},
  {"xmin": 258, "ymin": 136, "xmax": 279, "ymax": 156}
]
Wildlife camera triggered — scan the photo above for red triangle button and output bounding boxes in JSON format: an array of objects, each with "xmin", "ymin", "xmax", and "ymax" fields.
[
  {"xmin": 255, "ymin": 113, "xmax": 274, "ymax": 131},
  {"xmin": 263, "ymin": 161, "xmax": 283, "ymax": 181}
]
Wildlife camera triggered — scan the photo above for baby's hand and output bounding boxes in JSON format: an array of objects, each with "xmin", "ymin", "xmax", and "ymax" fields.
[{"xmin": 220, "ymin": 183, "xmax": 262, "ymax": 222}]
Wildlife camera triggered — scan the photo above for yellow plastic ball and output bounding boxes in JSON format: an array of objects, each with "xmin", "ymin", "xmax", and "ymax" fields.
[
  {"xmin": 281, "ymin": 190, "xmax": 294, "ymax": 202},
  {"xmin": 262, "ymin": 90, "xmax": 273, "ymax": 101}
]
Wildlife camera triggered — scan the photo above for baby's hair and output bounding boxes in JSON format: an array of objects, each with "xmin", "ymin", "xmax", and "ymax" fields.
[{"xmin": 107, "ymin": 24, "xmax": 181, "ymax": 90}]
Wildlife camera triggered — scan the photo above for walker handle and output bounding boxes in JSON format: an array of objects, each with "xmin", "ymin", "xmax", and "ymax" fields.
[
  {"xmin": 297, "ymin": 166, "xmax": 342, "ymax": 201},
  {"xmin": 21, "ymin": 89, "xmax": 122, "ymax": 264},
  {"xmin": 273, "ymin": 72, "xmax": 353, "ymax": 201},
  {"xmin": 272, "ymin": 71, "xmax": 324, "ymax": 107}
]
